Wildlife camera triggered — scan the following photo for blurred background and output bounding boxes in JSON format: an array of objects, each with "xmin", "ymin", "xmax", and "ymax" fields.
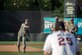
[{"xmin": 0, "ymin": 0, "xmax": 82, "ymax": 41}]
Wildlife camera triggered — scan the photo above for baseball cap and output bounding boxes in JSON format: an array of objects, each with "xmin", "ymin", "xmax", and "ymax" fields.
[
  {"xmin": 55, "ymin": 16, "xmax": 59, "ymax": 21},
  {"xmin": 55, "ymin": 16, "xmax": 58, "ymax": 18},
  {"xmin": 70, "ymin": 18, "xmax": 74, "ymax": 21}
]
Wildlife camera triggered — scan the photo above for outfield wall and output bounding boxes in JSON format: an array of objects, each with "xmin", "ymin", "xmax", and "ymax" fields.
[
  {"xmin": 0, "ymin": 33, "xmax": 47, "ymax": 41},
  {"xmin": 0, "ymin": 33, "xmax": 82, "ymax": 42}
]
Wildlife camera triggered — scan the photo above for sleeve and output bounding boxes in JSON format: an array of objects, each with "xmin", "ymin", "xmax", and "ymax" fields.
[
  {"xmin": 43, "ymin": 35, "xmax": 52, "ymax": 54},
  {"xmin": 73, "ymin": 25, "xmax": 77, "ymax": 32},
  {"xmin": 25, "ymin": 25, "xmax": 29, "ymax": 28},
  {"xmin": 71, "ymin": 34, "xmax": 80, "ymax": 52},
  {"xmin": 76, "ymin": 40, "xmax": 80, "ymax": 52},
  {"xmin": 74, "ymin": 36, "xmax": 80, "ymax": 52}
]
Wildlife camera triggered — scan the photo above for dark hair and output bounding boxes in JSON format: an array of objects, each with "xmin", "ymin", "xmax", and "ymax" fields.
[{"xmin": 55, "ymin": 21, "xmax": 65, "ymax": 31}]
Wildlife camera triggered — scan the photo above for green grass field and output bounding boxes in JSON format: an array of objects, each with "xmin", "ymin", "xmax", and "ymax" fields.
[
  {"xmin": 0, "ymin": 41, "xmax": 82, "ymax": 55},
  {"xmin": 0, "ymin": 52, "xmax": 43, "ymax": 55},
  {"xmin": 0, "ymin": 41, "xmax": 43, "ymax": 55}
]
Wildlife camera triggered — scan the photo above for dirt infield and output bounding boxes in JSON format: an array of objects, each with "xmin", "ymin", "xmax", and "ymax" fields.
[{"xmin": 0, "ymin": 45, "xmax": 42, "ymax": 52}]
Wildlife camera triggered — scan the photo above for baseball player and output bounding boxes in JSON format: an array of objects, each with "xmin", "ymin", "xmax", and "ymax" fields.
[
  {"xmin": 68, "ymin": 18, "xmax": 78, "ymax": 37},
  {"xmin": 17, "ymin": 18, "xmax": 29, "ymax": 53},
  {"xmin": 77, "ymin": 36, "xmax": 81, "ymax": 44},
  {"xmin": 43, "ymin": 21, "xmax": 80, "ymax": 55}
]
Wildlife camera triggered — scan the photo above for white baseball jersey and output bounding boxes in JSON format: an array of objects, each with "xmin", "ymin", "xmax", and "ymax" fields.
[{"xmin": 43, "ymin": 30, "xmax": 80, "ymax": 55}]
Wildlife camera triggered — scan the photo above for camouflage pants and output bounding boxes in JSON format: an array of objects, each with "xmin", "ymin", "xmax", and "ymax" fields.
[{"xmin": 17, "ymin": 34, "xmax": 26, "ymax": 48}]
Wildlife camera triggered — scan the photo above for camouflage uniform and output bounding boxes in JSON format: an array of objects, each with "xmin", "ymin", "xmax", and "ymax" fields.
[
  {"xmin": 17, "ymin": 23, "xmax": 27, "ymax": 52},
  {"xmin": 68, "ymin": 23, "xmax": 77, "ymax": 37}
]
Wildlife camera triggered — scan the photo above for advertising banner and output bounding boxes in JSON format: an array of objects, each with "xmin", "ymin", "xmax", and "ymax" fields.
[
  {"xmin": 77, "ymin": 18, "xmax": 82, "ymax": 34},
  {"xmin": 43, "ymin": 17, "xmax": 56, "ymax": 33},
  {"xmin": 64, "ymin": 18, "xmax": 82, "ymax": 34},
  {"xmin": 64, "ymin": 0, "xmax": 76, "ymax": 17}
]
